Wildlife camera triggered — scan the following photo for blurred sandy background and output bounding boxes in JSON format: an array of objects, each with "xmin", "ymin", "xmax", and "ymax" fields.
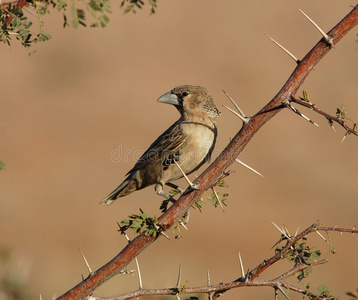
[{"xmin": 1, "ymin": 0, "xmax": 358, "ymax": 299}]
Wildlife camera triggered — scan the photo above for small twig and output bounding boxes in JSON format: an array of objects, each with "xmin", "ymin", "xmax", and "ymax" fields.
[
  {"xmin": 291, "ymin": 96, "xmax": 358, "ymax": 136},
  {"xmin": 273, "ymin": 259, "xmax": 329, "ymax": 282}
]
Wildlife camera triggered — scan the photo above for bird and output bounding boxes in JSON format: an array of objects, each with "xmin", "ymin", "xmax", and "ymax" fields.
[{"xmin": 101, "ymin": 85, "xmax": 220, "ymax": 206}]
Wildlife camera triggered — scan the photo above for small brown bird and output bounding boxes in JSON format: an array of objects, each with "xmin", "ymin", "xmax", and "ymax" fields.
[{"xmin": 101, "ymin": 85, "xmax": 220, "ymax": 205}]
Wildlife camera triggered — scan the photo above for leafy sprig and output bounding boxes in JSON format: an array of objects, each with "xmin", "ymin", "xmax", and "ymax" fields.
[
  {"xmin": 275, "ymin": 236, "xmax": 321, "ymax": 282},
  {"xmin": 0, "ymin": 0, "xmax": 156, "ymax": 50},
  {"xmin": 0, "ymin": 160, "xmax": 5, "ymax": 171},
  {"xmin": 118, "ymin": 208, "xmax": 161, "ymax": 237}
]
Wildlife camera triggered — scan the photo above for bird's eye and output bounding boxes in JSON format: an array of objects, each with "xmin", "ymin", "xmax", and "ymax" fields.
[{"xmin": 181, "ymin": 91, "xmax": 189, "ymax": 97}]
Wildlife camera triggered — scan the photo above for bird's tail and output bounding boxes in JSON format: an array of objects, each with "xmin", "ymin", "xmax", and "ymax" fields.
[{"xmin": 100, "ymin": 175, "xmax": 138, "ymax": 206}]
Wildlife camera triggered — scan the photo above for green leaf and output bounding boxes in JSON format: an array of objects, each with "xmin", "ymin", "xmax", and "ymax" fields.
[{"xmin": 318, "ymin": 285, "xmax": 329, "ymax": 293}]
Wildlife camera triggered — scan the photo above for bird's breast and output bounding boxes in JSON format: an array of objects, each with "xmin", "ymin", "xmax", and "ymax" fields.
[{"xmin": 171, "ymin": 122, "xmax": 215, "ymax": 178}]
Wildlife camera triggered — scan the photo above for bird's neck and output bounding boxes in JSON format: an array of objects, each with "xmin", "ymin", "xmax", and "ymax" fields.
[{"xmin": 179, "ymin": 113, "xmax": 217, "ymax": 130}]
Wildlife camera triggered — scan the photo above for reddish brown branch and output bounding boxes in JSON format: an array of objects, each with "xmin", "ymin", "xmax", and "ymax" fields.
[{"xmin": 56, "ymin": 5, "xmax": 358, "ymax": 300}]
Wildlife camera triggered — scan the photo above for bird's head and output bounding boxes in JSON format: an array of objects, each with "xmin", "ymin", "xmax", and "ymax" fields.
[{"xmin": 157, "ymin": 85, "xmax": 220, "ymax": 123}]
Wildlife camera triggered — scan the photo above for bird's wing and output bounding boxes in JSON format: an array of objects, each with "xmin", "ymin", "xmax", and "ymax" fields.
[{"xmin": 126, "ymin": 121, "xmax": 187, "ymax": 175}]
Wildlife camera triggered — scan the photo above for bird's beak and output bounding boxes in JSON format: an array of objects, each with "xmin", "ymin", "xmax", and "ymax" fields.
[{"xmin": 157, "ymin": 92, "xmax": 179, "ymax": 106}]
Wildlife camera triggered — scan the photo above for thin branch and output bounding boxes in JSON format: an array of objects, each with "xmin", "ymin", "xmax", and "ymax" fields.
[
  {"xmin": 272, "ymin": 259, "xmax": 329, "ymax": 282},
  {"xmin": 290, "ymin": 96, "xmax": 358, "ymax": 136},
  {"xmin": 56, "ymin": 5, "xmax": 358, "ymax": 300}
]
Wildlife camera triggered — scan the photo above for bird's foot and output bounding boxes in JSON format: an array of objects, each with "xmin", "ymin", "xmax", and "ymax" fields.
[{"xmin": 165, "ymin": 182, "xmax": 186, "ymax": 194}]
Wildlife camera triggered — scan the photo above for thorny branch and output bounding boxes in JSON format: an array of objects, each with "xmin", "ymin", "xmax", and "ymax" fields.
[
  {"xmin": 56, "ymin": 5, "xmax": 358, "ymax": 300},
  {"xmin": 85, "ymin": 223, "xmax": 358, "ymax": 300},
  {"xmin": 290, "ymin": 96, "xmax": 358, "ymax": 137}
]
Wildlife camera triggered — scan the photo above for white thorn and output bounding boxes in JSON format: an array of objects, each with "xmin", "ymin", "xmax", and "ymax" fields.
[
  {"xmin": 23, "ymin": 6, "xmax": 39, "ymax": 18},
  {"xmin": 284, "ymin": 225, "xmax": 291, "ymax": 237},
  {"xmin": 235, "ymin": 158, "xmax": 264, "ymax": 177},
  {"xmin": 272, "ymin": 221, "xmax": 285, "ymax": 235},
  {"xmin": 178, "ymin": 220, "xmax": 188, "ymax": 231},
  {"xmin": 315, "ymin": 230, "xmax": 327, "ymax": 242},
  {"xmin": 275, "ymin": 287, "xmax": 279, "ymax": 300},
  {"xmin": 294, "ymin": 226, "xmax": 300, "ymax": 237},
  {"xmin": 123, "ymin": 232, "xmax": 131, "ymax": 243},
  {"xmin": 160, "ymin": 231, "xmax": 170, "ymax": 240},
  {"xmin": 282, "ymin": 225, "xmax": 292, "ymax": 241},
  {"xmin": 285, "ymin": 101, "xmax": 319, "ymax": 127},
  {"xmin": 78, "ymin": 248, "xmax": 93, "ymax": 275},
  {"xmin": 301, "ymin": 113, "xmax": 320, "ymax": 127},
  {"xmin": 222, "ymin": 90, "xmax": 245, "ymax": 117},
  {"xmin": 223, "ymin": 105, "xmax": 248, "ymax": 123},
  {"xmin": 265, "ymin": 34, "xmax": 300, "ymax": 63},
  {"xmin": 207, "ymin": 269, "xmax": 211, "ymax": 286},
  {"xmin": 211, "ymin": 187, "xmax": 225, "ymax": 212},
  {"xmin": 276, "ymin": 284, "xmax": 291, "ymax": 300},
  {"xmin": 298, "ymin": 8, "xmax": 334, "ymax": 46},
  {"xmin": 173, "ymin": 160, "xmax": 198, "ymax": 190},
  {"xmin": 134, "ymin": 257, "xmax": 143, "ymax": 289},
  {"xmin": 176, "ymin": 265, "xmax": 182, "ymax": 287},
  {"xmin": 238, "ymin": 252, "xmax": 245, "ymax": 278}
]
